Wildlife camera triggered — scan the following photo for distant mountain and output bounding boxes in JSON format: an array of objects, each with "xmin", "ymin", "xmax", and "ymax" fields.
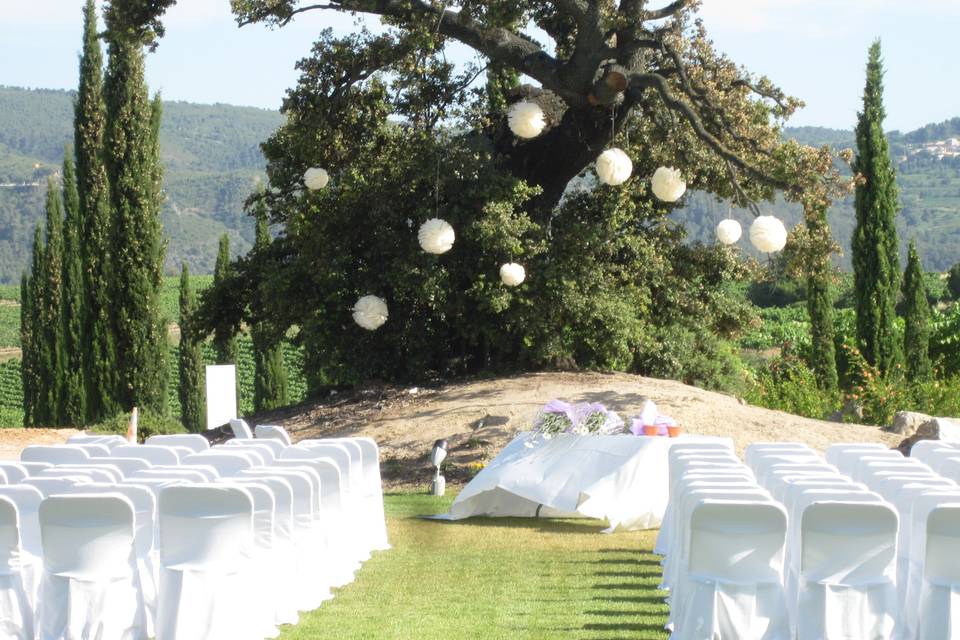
[
  {"xmin": 0, "ymin": 86, "xmax": 283, "ymax": 283},
  {"xmin": 678, "ymin": 123, "xmax": 960, "ymax": 271},
  {"xmin": 1, "ymin": 85, "xmax": 959, "ymax": 282}
]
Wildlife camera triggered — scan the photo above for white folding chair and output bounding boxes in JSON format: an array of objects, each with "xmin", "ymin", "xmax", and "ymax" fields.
[
  {"xmin": 254, "ymin": 424, "xmax": 292, "ymax": 446},
  {"xmin": 37, "ymin": 494, "xmax": 144, "ymax": 639},
  {"xmin": 234, "ymin": 437, "xmax": 286, "ymax": 458},
  {"xmin": 104, "ymin": 457, "xmax": 154, "ymax": 478},
  {"xmin": 672, "ymin": 499, "xmax": 789, "ymax": 640},
  {"xmin": 73, "ymin": 443, "xmax": 112, "ymax": 458},
  {"xmin": 0, "ymin": 496, "xmax": 34, "ymax": 640},
  {"xmin": 910, "ymin": 439, "xmax": 960, "ymax": 463},
  {"xmin": 326, "ymin": 437, "xmax": 390, "ymax": 551},
  {"xmin": 229, "ymin": 418, "xmax": 254, "ymax": 440},
  {"xmin": 20, "ymin": 446, "xmax": 90, "ymax": 465},
  {"xmin": 67, "ymin": 434, "xmax": 127, "ymax": 449},
  {"xmin": 212, "ymin": 444, "xmax": 269, "ymax": 465},
  {"xmin": 111, "ymin": 445, "xmax": 180, "ymax": 466},
  {"xmin": 129, "ymin": 468, "xmax": 208, "ymax": 483},
  {"xmin": 143, "ymin": 465, "xmax": 220, "ymax": 481},
  {"xmin": 795, "ymin": 500, "xmax": 898, "ymax": 640},
  {"xmin": 181, "ymin": 452, "xmax": 256, "ymax": 477},
  {"xmin": 155, "ymin": 485, "xmax": 256, "ymax": 640},
  {"xmin": 144, "ymin": 434, "xmax": 210, "ymax": 453}
]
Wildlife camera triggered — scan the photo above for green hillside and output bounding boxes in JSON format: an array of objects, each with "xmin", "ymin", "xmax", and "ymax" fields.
[
  {"xmin": 0, "ymin": 86, "xmax": 283, "ymax": 283},
  {"xmin": 680, "ymin": 124, "xmax": 960, "ymax": 271}
]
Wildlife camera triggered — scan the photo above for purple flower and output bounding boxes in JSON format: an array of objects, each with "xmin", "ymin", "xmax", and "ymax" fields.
[
  {"xmin": 543, "ymin": 399, "xmax": 575, "ymax": 420},
  {"xmin": 629, "ymin": 418, "xmax": 645, "ymax": 436}
]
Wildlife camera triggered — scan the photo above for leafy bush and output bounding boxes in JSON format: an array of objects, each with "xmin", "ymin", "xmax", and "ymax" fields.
[
  {"xmin": 635, "ymin": 325, "xmax": 750, "ymax": 395},
  {"xmin": 88, "ymin": 409, "xmax": 186, "ymax": 442},
  {"xmin": 948, "ymin": 263, "xmax": 960, "ymax": 300},
  {"xmin": 745, "ymin": 348, "xmax": 839, "ymax": 419}
]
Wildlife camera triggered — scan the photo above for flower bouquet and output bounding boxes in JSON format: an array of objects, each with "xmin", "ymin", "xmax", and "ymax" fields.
[{"xmin": 533, "ymin": 399, "xmax": 624, "ymax": 438}]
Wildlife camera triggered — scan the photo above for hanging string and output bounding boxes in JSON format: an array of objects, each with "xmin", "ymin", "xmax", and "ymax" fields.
[{"xmin": 435, "ymin": 150, "xmax": 441, "ymax": 218}]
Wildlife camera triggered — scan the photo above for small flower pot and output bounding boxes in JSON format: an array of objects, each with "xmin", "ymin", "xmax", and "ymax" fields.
[
  {"xmin": 642, "ymin": 424, "xmax": 659, "ymax": 436},
  {"xmin": 667, "ymin": 426, "xmax": 682, "ymax": 438}
]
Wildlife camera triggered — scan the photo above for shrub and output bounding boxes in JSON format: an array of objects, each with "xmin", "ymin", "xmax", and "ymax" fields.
[
  {"xmin": 88, "ymin": 409, "xmax": 186, "ymax": 442},
  {"xmin": 745, "ymin": 347, "xmax": 839, "ymax": 419},
  {"xmin": 948, "ymin": 263, "xmax": 960, "ymax": 300},
  {"xmin": 635, "ymin": 325, "xmax": 750, "ymax": 396}
]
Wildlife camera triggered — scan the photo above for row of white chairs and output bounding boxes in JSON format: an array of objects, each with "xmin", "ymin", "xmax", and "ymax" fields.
[
  {"xmin": 0, "ymin": 421, "xmax": 389, "ymax": 640},
  {"xmin": 827, "ymin": 441, "xmax": 960, "ymax": 639}
]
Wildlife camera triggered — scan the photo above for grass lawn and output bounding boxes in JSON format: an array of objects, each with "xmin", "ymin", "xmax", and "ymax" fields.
[{"xmin": 280, "ymin": 492, "xmax": 669, "ymax": 639}]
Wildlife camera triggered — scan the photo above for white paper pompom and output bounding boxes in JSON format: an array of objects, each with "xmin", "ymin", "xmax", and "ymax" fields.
[
  {"xmin": 418, "ymin": 218, "xmax": 455, "ymax": 254},
  {"xmin": 716, "ymin": 219, "xmax": 742, "ymax": 245},
  {"xmin": 749, "ymin": 215, "xmax": 788, "ymax": 253},
  {"xmin": 507, "ymin": 101, "xmax": 546, "ymax": 139},
  {"xmin": 352, "ymin": 295, "xmax": 388, "ymax": 330},
  {"xmin": 500, "ymin": 263, "xmax": 526, "ymax": 287},
  {"xmin": 595, "ymin": 148, "xmax": 633, "ymax": 186},
  {"xmin": 303, "ymin": 167, "xmax": 329, "ymax": 190},
  {"xmin": 651, "ymin": 167, "xmax": 686, "ymax": 202}
]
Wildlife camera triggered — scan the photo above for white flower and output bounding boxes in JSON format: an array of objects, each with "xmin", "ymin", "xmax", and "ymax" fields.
[
  {"xmin": 651, "ymin": 166, "xmax": 686, "ymax": 202},
  {"xmin": 303, "ymin": 167, "xmax": 329, "ymax": 190},
  {"xmin": 507, "ymin": 101, "xmax": 546, "ymax": 139},
  {"xmin": 418, "ymin": 218, "xmax": 455, "ymax": 254},
  {"xmin": 716, "ymin": 219, "xmax": 742, "ymax": 245},
  {"xmin": 749, "ymin": 215, "xmax": 788, "ymax": 253},
  {"xmin": 352, "ymin": 295, "xmax": 388, "ymax": 330},
  {"xmin": 500, "ymin": 263, "xmax": 526, "ymax": 286},
  {"xmin": 595, "ymin": 148, "xmax": 633, "ymax": 186}
]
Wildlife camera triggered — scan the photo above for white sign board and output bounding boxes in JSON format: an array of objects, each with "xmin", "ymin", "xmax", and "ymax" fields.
[{"xmin": 205, "ymin": 364, "xmax": 237, "ymax": 430}]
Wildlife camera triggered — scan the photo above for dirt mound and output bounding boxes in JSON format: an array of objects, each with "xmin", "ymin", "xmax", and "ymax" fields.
[
  {"xmin": 258, "ymin": 371, "xmax": 899, "ymax": 486},
  {"xmin": 0, "ymin": 428, "xmax": 81, "ymax": 460}
]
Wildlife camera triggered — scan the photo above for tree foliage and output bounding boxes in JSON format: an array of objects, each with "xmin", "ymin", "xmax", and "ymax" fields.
[
  {"xmin": 903, "ymin": 240, "xmax": 932, "ymax": 381},
  {"xmin": 251, "ymin": 201, "xmax": 287, "ymax": 411},
  {"xmin": 177, "ymin": 264, "xmax": 205, "ymax": 432},
  {"xmin": 852, "ymin": 41, "xmax": 901, "ymax": 374},
  {"xmin": 212, "ymin": 234, "xmax": 237, "ymax": 364},
  {"xmin": 803, "ymin": 204, "xmax": 838, "ymax": 391},
  {"xmin": 60, "ymin": 152, "xmax": 87, "ymax": 425}
]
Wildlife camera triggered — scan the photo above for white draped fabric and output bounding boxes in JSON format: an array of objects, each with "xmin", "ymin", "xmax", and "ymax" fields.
[{"xmin": 448, "ymin": 432, "xmax": 730, "ymax": 531}]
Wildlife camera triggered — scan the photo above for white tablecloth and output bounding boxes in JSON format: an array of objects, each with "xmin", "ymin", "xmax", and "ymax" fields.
[{"xmin": 445, "ymin": 432, "xmax": 726, "ymax": 531}]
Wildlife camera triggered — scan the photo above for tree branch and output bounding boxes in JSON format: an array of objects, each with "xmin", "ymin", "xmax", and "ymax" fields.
[
  {"xmin": 642, "ymin": 0, "xmax": 693, "ymax": 20},
  {"xmin": 627, "ymin": 72, "xmax": 793, "ymax": 192}
]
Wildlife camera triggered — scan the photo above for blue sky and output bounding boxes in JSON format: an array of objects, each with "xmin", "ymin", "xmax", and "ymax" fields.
[{"xmin": 1, "ymin": 0, "xmax": 958, "ymax": 132}]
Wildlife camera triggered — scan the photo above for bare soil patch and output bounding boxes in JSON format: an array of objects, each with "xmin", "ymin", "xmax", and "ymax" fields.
[
  {"xmin": 0, "ymin": 428, "xmax": 81, "ymax": 460},
  {"xmin": 256, "ymin": 371, "xmax": 898, "ymax": 487}
]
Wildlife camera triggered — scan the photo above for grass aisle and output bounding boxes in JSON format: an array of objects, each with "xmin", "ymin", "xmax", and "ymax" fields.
[{"xmin": 280, "ymin": 493, "xmax": 669, "ymax": 639}]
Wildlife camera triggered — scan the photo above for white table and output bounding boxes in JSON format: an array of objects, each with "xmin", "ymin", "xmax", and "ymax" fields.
[{"xmin": 444, "ymin": 432, "xmax": 728, "ymax": 531}]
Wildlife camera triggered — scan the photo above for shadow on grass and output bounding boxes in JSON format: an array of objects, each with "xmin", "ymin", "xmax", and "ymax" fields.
[{"xmin": 420, "ymin": 516, "xmax": 614, "ymax": 535}]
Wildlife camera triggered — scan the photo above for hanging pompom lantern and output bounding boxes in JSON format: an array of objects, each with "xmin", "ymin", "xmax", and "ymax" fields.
[
  {"xmin": 651, "ymin": 167, "xmax": 686, "ymax": 202},
  {"xmin": 418, "ymin": 218, "xmax": 455, "ymax": 254},
  {"xmin": 500, "ymin": 263, "xmax": 526, "ymax": 287},
  {"xmin": 716, "ymin": 219, "xmax": 742, "ymax": 245},
  {"xmin": 303, "ymin": 167, "xmax": 329, "ymax": 190},
  {"xmin": 507, "ymin": 101, "xmax": 546, "ymax": 139},
  {"xmin": 749, "ymin": 215, "xmax": 788, "ymax": 253},
  {"xmin": 595, "ymin": 148, "xmax": 633, "ymax": 186},
  {"xmin": 352, "ymin": 295, "xmax": 388, "ymax": 331}
]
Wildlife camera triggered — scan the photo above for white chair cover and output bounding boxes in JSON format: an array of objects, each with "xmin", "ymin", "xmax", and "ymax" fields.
[
  {"xmin": 0, "ymin": 464, "xmax": 27, "ymax": 484},
  {"xmin": 254, "ymin": 425, "xmax": 292, "ymax": 446},
  {"xmin": 67, "ymin": 434, "xmax": 127, "ymax": 449},
  {"xmin": 19, "ymin": 463, "xmax": 52, "ymax": 477},
  {"xmin": 22, "ymin": 477, "xmax": 90, "ymax": 497},
  {"xmin": 20, "ymin": 446, "xmax": 90, "ymax": 465},
  {"xmin": 155, "ymin": 485, "xmax": 255, "ymax": 640},
  {"xmin": 911, "ymin": 440, "xmax": 960, "ymax": 463},
  {"xmin": 218, "ymin": 442, "xmax": 277, "ymax": 464},
  {"xmin": 145, "ymin": 464, "xmax": 220, "ymax": 481},
  {"xmin": 73, "ymin": 443, "xmax": 112, "ymax": 458},
  {"xmin": 180, "ymin": 452, "xmax": 256, "ymax": 477},
  {"xmin": 234, "ymin": 437, "xmax": 286, "ymax": 458},
  {"xmin": 106, "ymin": 458, "xmax": 154, "ymax": 478},
  {"xmin": 918, "ymin": 505, "xmax": 960, "ymax": 640},
  {"xmin": 796, "ymin": 501, "xmax": 898, "ymax": 640},
  {"xmin": 824, "ymin": 442, "xmax": 888, "ymax": 466},
  {"xmin": 37, "ymin": 494, "xmax": 144, "ymax": 640},
  {"xmin": 212, "ymin": 445, "xmax": 268, "ymax": 465},
  {"xmin": 111, "ymin": 445, "xmax": 180, "ymax": 466},
  {"xmin": 673, "ymin": 499, "xmax": 789, "ymax": 640},
  {"xmin": 130, "ymin": 469, "xmax": 209, "ymax": 483},
  {"xmin": 229, "ymin": 419, "xmax": 254, "ymax": 440},
  {"xmin": 0, "ymin": 496, "xmax": 34, "ymax": 640},
  {"xmin": 39, "ymin": 467, "xmax": 119, "ymax": 484},
  {"xmin": 144, "ymin": 434, "xmax": 210, "ymax": 453},
  {"xmin": 334, "ymin": 437, "xmax": 389, "ymax": 551}
]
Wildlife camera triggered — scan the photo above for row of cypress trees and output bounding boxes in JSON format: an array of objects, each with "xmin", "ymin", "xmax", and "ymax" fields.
[
  {"xmin": 22, "ymin": 1, "xmax": 289, "ymax": 429},
  {"xmin": 21, "ymin": 0, "xmax": 175, "ymax": 428}
]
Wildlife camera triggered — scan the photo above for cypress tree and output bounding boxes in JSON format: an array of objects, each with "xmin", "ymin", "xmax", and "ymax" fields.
[
  {"xmin": 852, "ymin": 40, "xmax": 901, "ymax": 374},
  {"xmin": 805, "ymin": 204, "xmax": 838, "ymax": 391},
  {"xmin": 40, "ymin": 181, "xmax": 66, "ymax": 424},
  {"xmin": 28, "ymin": 226, "xmax": 49, "ymax": 425},
  {"xmin": 76, "ymin": 0, "xmax": 119, "ymax": 421},
  {"xmin": 903, "ymin": 241, "xmax": 932, "ymax": 381},
  {"xmin": 252, "ymin": 203, "xmax": 288, "ymax": 411},
  {"xmin": 103, "ymin": 29, "xmax": 168, "ymax": 414},
  {"xmin": 61, "ymin": 152, "xmax": 87, "ymax": 425},
  {"xmin": 20, "ymin": 272, "xmax": 35, "ymax": 427},
  {"xmin": 213, "ymin": 234, "xmax": 237, "ymax": 364},
  {"xmin": 178, "ymin": 264, "xmax": 205, "ymax": 433}
]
